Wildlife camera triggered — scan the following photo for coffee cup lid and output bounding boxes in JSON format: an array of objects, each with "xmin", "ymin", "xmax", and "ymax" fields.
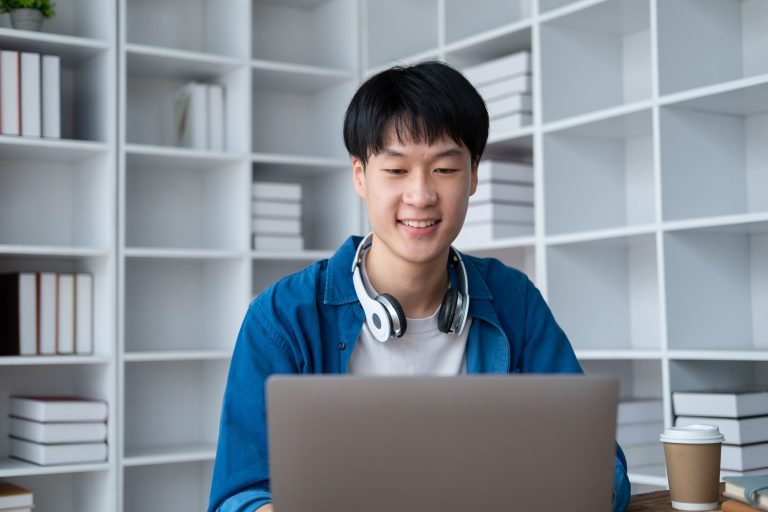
[{"xmin": 659, "ymin": 424, "xmax": 724, "ymax": 444}]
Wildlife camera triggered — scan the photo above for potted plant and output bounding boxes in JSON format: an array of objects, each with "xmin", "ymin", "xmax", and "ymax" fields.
[{"xmin": 0, "ymin": 0, "xmax": 55, "ymax": 31}]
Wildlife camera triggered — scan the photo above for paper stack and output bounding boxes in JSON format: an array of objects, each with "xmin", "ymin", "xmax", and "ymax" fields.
[
  {"xmin": 0, "ymin": 482, "xmax": 33, "ymax": 512},
  {"xmin": 456, "ymin": 160, "xmax": 534, "ymax": 246},
  {"xmin": 463, "ymin": 51, "xmax": 532, "ymax": 139},
  {"xmin": 616, "ymin": 399, "xmax": 665, "ymax": 471},
  {"xmin": 8, "ymin": 396, "xmax": 108, "ymax": 466},
  {"xmin": 252, "ymin": 181, "xmax": 304, "ymax": 251}
]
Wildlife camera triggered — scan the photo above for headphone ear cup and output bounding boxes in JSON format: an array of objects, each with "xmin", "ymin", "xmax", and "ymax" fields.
[
  {"xmin": 437, "ymin": 288, "xmax": 459, "ymax": 333},
  {"xmin": 377, "ymin": 293, "xmax": 407, "ymax": 338}
]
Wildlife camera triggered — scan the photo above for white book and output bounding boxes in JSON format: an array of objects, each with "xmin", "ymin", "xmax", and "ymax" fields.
[
  {"xmin": 477, "ymin": 75, "xmax": 532, "ymax": 100},
  {"xmin": 486, "ymin": 93, "xmax": 532, "ymax": 119},
  {"xmin": 477, "ymin": 160, "xmax": 533, "ymax": 184},
  {"xmin": 18, "ymin": 273, "xmax": 37, "ymax": 356},
  {"xmin": 252, "ymin": 200, "xmax": 302, "ymax": 218},
  {"xmin": 56, "ymin": 273, "xmax": 75, "ymax": 354},
  {"xmin": 252, "ymin": 182, "xmax": 302, "ymax": 201},
  {"xmin": 465, "ymin": 203, "xmax": 534, "ymax": 224},
  {"xmin": 0, "ymin": 273, "xmax": 37, "ymax": 356},
  {"xmin": 470, "ymin": 182, "xmax": 534, "ymax": 205},
  {"xmin": 10, "ymin": 396, "xmax": 109, "ymax": 422},
  {"xmin": 616, "ymin": 422, "xmax": 664, "ymax": 446},
  {"xmin": 463, "ymin": 51, "xmax": 531, "ymax": 86},
  {"xmin": 207, "ymin": 84, "xmax": 225, "ymax": 151},
  {"xmin": 75, "ymin": 273, "xmax": 94, "ymax": 355},
  {"xmin": 721, "ymin": 441, "xmax": 768, "ymax": 471},
  {"xmin": 0, "ymin": 482, "xmax": 33, "ymax": 509},
  {"xmin": 675, "ymin": 415, "xmax": 768, "ymax": 445},
  {"xmin": 621, "ymin": 443, "xmax": 665, "ymax": 468},
  {"xmin": 672, "ymin": 389, "xmax": 768, "ymax": 418},
  {"xmin": 252, "ymin": 234, "xmax": 304, "ymax": 251},
  {"xmin": 455, "ymin": 222, "xmax": 534, "ymax": 246},
  {"xmin": 1, "ymin": 50, "xmax": 21, "ymax": 136},
  {"xmin": 175, "ymin": 82, "xmax": 207, "ymax": 150},
  {"xmin": 37, "ymin": 272, "xmax": 57, "ymax": 355},
  {"xmin": 489, "ymin": 113, "xmax": 532, "ymax": 137},
  {"xmin": 41, "ymin": 55, "xmax": 60, "ymax": 139},
  {"xmin": 20, "ymin": 52, "xmax": 41, "ymax": 137},
  {"xmin": 252, "ymin": 217, "xmax": 302, "ymax": 235},
  {"xmin": 10, "ymin": 437, "xmax": 107, "ymax": 466},
  {"xmin": 720, "ymin": 468, "xmax": 768, "ymax": 477},
  {"xmin": 10, "ymin": 417, "xmax": 107, "ymax": 444},
  {"xmin": 617, "ymin": 399, "xmax": 664, "ymax": 425}
]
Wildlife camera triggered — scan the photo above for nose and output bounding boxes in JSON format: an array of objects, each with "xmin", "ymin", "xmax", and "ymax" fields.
[{"xmin": 402, "ymin": 171, "xmax": 437, "ymax": 207}]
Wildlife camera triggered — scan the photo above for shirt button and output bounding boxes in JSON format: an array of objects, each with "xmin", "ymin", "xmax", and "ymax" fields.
[{"xmin": 338, "ymin": 342, "xmax": 347, "ymax": 350}]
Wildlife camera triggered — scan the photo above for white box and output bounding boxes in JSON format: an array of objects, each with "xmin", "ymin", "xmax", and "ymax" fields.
[
  {"xmin": 470, "ymin": 182, "xmax": 534, "ymax": 205},
  {"xmin": 41, "ymin": 55, "xmax": 60, "ymax": 139},
  {"xmin": 463, "ymin": 51, "xmax": 531, "ymax": 86},
  {"xmin": 455, "ymin": 222, "xmax": 534, "ymax": 245},
  {"xmin": 1, "ymin": 50, "xmax": 21, "ymax": 136},
  {"xmin": 672, "ymin": 389, "xmax": 768, "ymax": 418},
  {"xmin": 10, "ymin": 438, "xmax": 107, "ymax": 465},
  {"xmin": 489, "ymin": 113, "xmax": 532, "ymax": 137},
  {"xmin": 252, "ymin": 234, "xmax": 304, "ymax": 251},
  {"xmin": 465, "ymin": 203, "xmax": 534, "ymax": 224},
  {"xmin": 251, "ymin": 217, "xmax": 302, "ymax": 235},
  {"xmin": 252, "ymin": 182, "xmax": 302, "ymax": 201},
  {"xmin": 675, "ymin": 415, "xmax": 768, "ymax": 445},
  {"xmin": 721, "ymin": 442, "xmax": 768, "ymax": 471},
  {"xmin": 252, "ymin": 200, "xmax": 302, "ymax": 218},
  {"xmin": 477, "ymin": 75, "xmax": 532, "ymax": 100},
  {"xmin": 477, "ymin": 160, "xmax": 533, "ymax": 184},
  {"xmin": 20, "ymin": 52, "xmax": 41, "ymax": 137},
  {"xmin": 486, "ymin": 93, "xmax": 532, "ymax": 119}
]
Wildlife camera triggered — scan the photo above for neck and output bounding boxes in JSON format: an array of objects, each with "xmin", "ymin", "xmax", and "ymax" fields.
[{"xmin": 364, "ymin": 240, "xmax": 450, "ymax": 319}]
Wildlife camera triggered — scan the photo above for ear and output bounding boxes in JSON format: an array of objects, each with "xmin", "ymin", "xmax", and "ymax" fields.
[
  {"xmin": 469, "ymin": 158, "xmax": 479, "ymax": 196},
  {"xmin": 352, "ymin": 156, "xmax": 366, "ymax": 199}
]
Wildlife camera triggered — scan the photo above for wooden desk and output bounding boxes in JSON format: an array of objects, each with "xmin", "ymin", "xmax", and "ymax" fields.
[{"xmin": 628, "ymin": 489, "xmax": 723, "ymax": 512}]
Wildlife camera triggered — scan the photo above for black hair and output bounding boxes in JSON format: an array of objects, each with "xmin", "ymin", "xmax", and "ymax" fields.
[{"xmin": 343, "ymin": 61, "xmax": 489, "ymax": 166}]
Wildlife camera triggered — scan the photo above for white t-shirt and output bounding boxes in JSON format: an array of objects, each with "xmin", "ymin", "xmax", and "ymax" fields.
[{"xmin": 348, "ymin": 259, "xmax": 470, "ymax": 376}]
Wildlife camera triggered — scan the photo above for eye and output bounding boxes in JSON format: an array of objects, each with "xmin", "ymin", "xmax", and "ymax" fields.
[
  {"xmin": 383, "ymin": 168, "xmax": 407, "ymax": 175},
  {"xmin": 434, "ymin": 168, "xmax": 459, "ymax": 174}
]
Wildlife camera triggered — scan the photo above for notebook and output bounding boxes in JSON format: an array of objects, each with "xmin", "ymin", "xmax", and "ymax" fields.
[{"xmin": 267, "ymin": 375, "xmax": 619, "ymax": 512}]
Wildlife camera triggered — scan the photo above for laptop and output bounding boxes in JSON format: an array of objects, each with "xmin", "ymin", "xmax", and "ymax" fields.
[{"xmin": 267, "ymin": 375, "xmax": 619, "ymax": 512}]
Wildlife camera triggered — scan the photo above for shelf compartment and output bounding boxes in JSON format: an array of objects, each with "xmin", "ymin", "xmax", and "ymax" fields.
[
  {"xmin": 452, "ymin": 245, "xmax": 536, "ymax": 282},
  {"xmin": 540, "ymin": 0, "xmax": 651, "ymax": 123},
  {"xmin": 669, "ymin": 359, "xmax": 768, "ymax": 395},
  {"xmin": 0, "ymin": 28, "xmax": 109, "ymax": 65},
  {"xmin": 0, "ymin": 0, "xmax": 113, "ymax": 41},
  {"xmin": 0, "ymin": 154, "xmax": 112, "ymax": 249},
  {"xmin": 446, "ymin": 25, "xmax": 531, "ymax": 70},
  {"xmin": 546, "ymin": 234, "xmax": 661, "ymax": 350},
  {"xmin": 0, "ymin": 137, "xmax": 108, "ymax": 163},
  {"xmin": 664, "ymin": 221, "xmax": 768, "ymax": 351},
  {"xmin": 124, "ymin": 360, "xmax": 227, "ymax": 459},
  {"xmin": 124, "ymin": 258, "xmax": 247, "ymax": 353},
  {"xmin": 125, "ymin": 43, "xmax": 243, "ymax": 81},
  {"xmin": 365, "ymin": 0, "xmax": 438, "ymax": 69},
  {"xmin": 124, "ymin": 158, "xmax": 248, "ymax": 251},
  {"xmin": 659, "ymin": 81, "xmax": 768, "ymax": 222},
  {"xmin": 252, "ymin": 62, "xmax": 353, "ymax": 94},
  {"xmin": 124, "ymin": 460, "xmax": 213, "ymax": 512},
  {"xmin": 657, "ymin": 0, "xmax": 768, "ymax": 95},
  {"xmin": 251, "ymin": 163, "xmax": 361, "ymax": 252},
  {"xmin": 444, "ymin": 1, "xmax": 532, "ymax": 45},
  {"xmin": 251, "ymin": 79, "xmax": 355, "ymax": 159},
  {"xmin": 125, "ymin": 0, "xmax": 248, "ymax": 58},
  {"xmin": 0, "ymin": 471, "xmax": 112, "ymax": 512},
  {"xmin": 252, "ymin": 0, "xmax": 356, "ymax": 71},
  {"xmin": 125, "ymin": 66, "xmax": 249, "ymax": 152},
  {"xmin": 544, "ymin": 108, "xmax": 654, "ymax": 235}
]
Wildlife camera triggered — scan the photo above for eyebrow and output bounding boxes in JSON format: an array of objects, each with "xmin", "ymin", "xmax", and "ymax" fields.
[{"xmin": 378, "ymin": 147, "xmax": 465, "ymax": 159}]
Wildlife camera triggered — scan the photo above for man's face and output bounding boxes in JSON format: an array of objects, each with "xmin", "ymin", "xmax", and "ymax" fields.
[{"xmin": 352, "ymin": 127, "xmax": 478, "ymax": 268}]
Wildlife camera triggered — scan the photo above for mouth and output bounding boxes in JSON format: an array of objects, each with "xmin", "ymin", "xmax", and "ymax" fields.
[{"xmin": 399, "ymin": 219, "xmax": 440, "ymax": 229}]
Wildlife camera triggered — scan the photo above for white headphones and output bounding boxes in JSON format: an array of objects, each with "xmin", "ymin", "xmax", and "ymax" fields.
[{"xmin": 351, "ymin": 232, "xmax": 470, "ymax": 342}]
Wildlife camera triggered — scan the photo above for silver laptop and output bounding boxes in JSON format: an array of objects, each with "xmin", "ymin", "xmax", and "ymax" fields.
[{"xmin": 267, "ymin": 375, "xmax": 619, "ymax": 512}]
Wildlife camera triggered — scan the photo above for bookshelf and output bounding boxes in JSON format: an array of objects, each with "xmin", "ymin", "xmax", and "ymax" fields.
[{"xmin": 0, "ymin": 0, "xmax": 765, "ymax": 509}]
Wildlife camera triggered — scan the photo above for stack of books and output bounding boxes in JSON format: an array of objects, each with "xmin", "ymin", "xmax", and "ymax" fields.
[
  {"xmin": 722, "ymin": 474, "xmax": 768, "ymax": 511},
  {"xmin": 462, "ymin": 51, "xmax": 532, "ymax": 139},
  {"xmin": 673, "ymin": 389, "xmax": 768, "ymax": 475},
  {"xmin": 455, "ymin": 160, "xmax": 534, "ymax": 245},
  {"xmin": 252, "ymin": 181, "xmax": 303, "ymax": 251},
  {"xmin": 174, "ymin": 81, "xmax": 226, "ymax": 151},
  {"xmin": 8, "ymin": 396, "xmax": 108, "ymax": 466},
  {"xmin": 0, "ymin": 50, "xmax": 60, "ymax": 138},
  {"xmin": 0, "ymin": 482, "xmax": 33, "ymax": 512},
  {"xmin": 0, "ymin": 272, "xmax": 94, "ymax": 357},
  {"xmin": 615, "ymin": 399, "xmax": 665, "ymax": 470}
]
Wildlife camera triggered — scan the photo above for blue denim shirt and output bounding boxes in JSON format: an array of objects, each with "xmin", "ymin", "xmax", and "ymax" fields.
[{"xmin": 209, "ymin": 236, "xmax": 631, "ymax": 512}]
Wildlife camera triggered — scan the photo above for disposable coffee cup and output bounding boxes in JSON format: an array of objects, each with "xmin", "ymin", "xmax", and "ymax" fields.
[{"xmin": 660, "ymin": 425, "xmax": 724, "ymax": 511}]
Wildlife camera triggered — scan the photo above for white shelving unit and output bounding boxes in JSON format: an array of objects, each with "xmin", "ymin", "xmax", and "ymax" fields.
[{"xmin": 1, "ymin": 0, "xmax": 766, "ymax": 509}]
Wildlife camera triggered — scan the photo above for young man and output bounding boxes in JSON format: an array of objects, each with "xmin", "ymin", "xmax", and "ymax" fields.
[{"xmin": 208, "ymin": 62, "xmax": 631, "ymax": 512}]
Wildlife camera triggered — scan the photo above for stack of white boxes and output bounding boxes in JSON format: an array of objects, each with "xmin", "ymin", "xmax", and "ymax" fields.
[
  {"xmin": 456, "ymin": 160, "xmax": 534, "ymax": 246},
  {"xmin": 615, "ymin": 399, "xmax": 665, "ymax": 472},
  {"xmin": 463, "ymin": 50, "xmax": 532, "ymax": 139},
  {"xmin": 251, "ymin": 181, "xmax": 303, "ymax": 251}
]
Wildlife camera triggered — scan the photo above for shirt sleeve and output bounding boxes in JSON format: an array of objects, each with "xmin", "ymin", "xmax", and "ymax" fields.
[{"xmin": 207, "ymin": 299, "xmax": 299, "ymax": 512}]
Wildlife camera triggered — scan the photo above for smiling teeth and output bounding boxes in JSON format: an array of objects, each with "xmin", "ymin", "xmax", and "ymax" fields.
[{"xmin": 402, "ymin": 220, "xmax": 436, "ymax": 228}]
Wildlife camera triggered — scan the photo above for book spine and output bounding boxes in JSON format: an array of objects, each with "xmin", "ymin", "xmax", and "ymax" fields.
[
  {"xmin": 41, "ymin": 55, "xmax": 61, "ymax": 139},
  {"xmin": 0, "ymin": 273, "xmax": 22, "ymax": 355},
  {"xmin": 56, "ymin": 273, "xmax": 75, "ymax": 354},
  {"xmin": 75, "ymin": 273, "xmax": 94, "ymax": 355},
  {"xmin": 1, "ymin": 50, "xmax": 21, "ymax": 136},
  {"xmin": 20, "ymin": 52, "xmax": 41, "ymax": 137},
  {"xmin": 207, "ymin": 84, "xmax": 225, "ymax": 151}
]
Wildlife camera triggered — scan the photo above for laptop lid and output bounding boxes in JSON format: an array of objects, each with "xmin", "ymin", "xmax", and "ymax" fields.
[{"xmin": 267, "ymin": 375, "xmax": 619, "ymax": 512}]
